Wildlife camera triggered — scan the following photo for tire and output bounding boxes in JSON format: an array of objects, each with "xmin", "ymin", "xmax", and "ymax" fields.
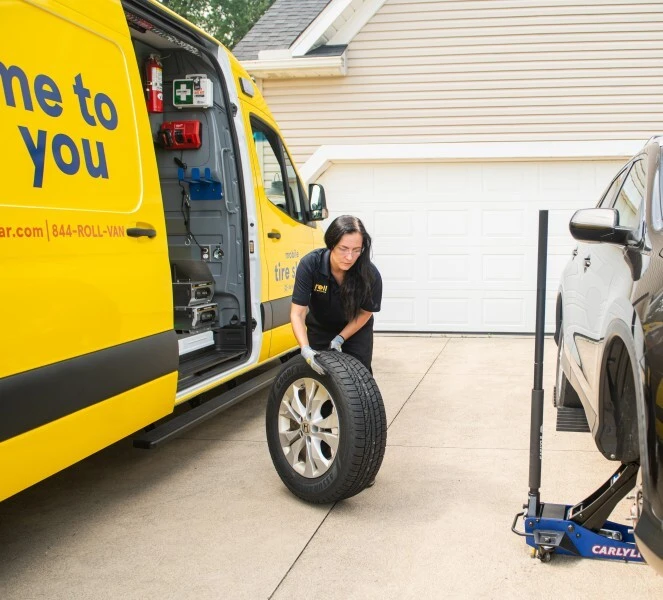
[
  {"xmin": 554, "ymin": 324, "xmax": 582, "ymax": 409},
  {"xmin": 266, "ymin": 351, "xmax": 387, "ymax": 503},
  {"xmin": 601, "ymin": 340, "xmax": 639, "ymax": 462}
]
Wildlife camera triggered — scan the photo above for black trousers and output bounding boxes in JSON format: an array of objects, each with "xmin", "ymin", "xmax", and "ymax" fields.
[{"xmin": 307, "ymin": 324, "xmax": 374, "ymax": 373}]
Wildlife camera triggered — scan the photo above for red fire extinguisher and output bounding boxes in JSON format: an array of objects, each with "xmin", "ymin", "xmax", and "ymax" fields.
[{"xmin": 145, "ymin": 54, "xmax": 163, "ymax": 113}]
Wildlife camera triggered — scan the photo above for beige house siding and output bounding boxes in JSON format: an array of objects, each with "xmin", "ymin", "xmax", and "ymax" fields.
[{"xmin": 260, "ymin": 0, "xmax": 663, "ymax": 166}]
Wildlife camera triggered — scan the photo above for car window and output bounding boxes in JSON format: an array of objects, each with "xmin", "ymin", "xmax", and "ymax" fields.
[
  {"xmin": 613, "ymin": 160, "xmax": 646, "ymax": 230},
  {"xmin": 250, "ymin": 118, "xmax": 307, "ymax": 222},
  {"xmin": 598, "ymin": 167, "xmax": 629, "ymax": 208}
]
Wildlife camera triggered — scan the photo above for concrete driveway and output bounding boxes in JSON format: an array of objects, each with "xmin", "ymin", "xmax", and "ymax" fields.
[{"xmin": 1, "ymin": 336, "xmax": 662, "ymax": 599}]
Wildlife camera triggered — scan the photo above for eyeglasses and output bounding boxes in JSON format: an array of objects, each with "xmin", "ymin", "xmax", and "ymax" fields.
[{"xmin": 334, "ymin": 245, "xmax": 363, "ymax": 257}]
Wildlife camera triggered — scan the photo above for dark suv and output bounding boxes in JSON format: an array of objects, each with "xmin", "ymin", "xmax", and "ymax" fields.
[{"xmin": 555, "ymin": 137, "xmax": 663, "ymax": 573}]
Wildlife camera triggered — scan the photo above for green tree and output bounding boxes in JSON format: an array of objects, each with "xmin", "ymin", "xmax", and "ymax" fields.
[{"xmin": 160, "ymin": 0, "xmax": 274, "ymax": 49}]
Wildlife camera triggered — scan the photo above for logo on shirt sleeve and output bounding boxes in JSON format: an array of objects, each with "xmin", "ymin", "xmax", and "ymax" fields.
[{"xmin": 313, "ymin": 283, "xmax": 328, "ymax": 294}]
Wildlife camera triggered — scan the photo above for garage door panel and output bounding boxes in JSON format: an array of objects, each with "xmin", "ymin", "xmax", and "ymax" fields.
[
  {"xmin": 379, "ymin": 297, "xmax": 417, "ymax": 328},
  {"xmin": 428, "ymin": 298, "xmax": 471, "ymax": 327},
  {"xmin": 318, "ymin": 159, "xmax": 625, "ymax": 332},
  {"xmin": 323, "ymin": 165, "xmax": 375, "ymax": 193},
  {"xmin": 427, "ymin": 164, "xmax": 483, "ymax": 194},
  {"xmin": 539, "ymin": 162, "xmax": 597, "ymax": 191},
  {"xmin": 483, "ymin": 165, "xmax": 538, "ymax": 198},
  {"xmin": 374, "ymin": 211, "xmax": 415, "ymax": 237},
  {"xmin": 482, "ymin": 254, "xmax": 525, "ymax": 282},
  {"xmin": 427, "ymin": 210, "xmax": 470, "ymax": 237},
  {"xmin": 482, "ymin": 297, "xmax": 525, "ymax": 327},
  {"xmin": 429, "ymin": 254, "xmax": 471, "ymax": 282},
  {"xmin": 481, "ymin": 209, "xmax": 525, "ymax": 238},
  {"xmin": 375, "ymin": 254, "xmax": 418, "ymax": 283},
  {"xmin": 376, "ymin": 164, "xmax": 428, "ymax": 193}
]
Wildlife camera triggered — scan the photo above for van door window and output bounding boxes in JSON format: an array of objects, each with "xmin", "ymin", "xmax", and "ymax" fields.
[
  {"xmin": 252, "ymin": 126, "xmax": 287, "ymax": 213},
  {"xmin": 251, "ymin": 119, "xmax": 307, "ymax": 222}
]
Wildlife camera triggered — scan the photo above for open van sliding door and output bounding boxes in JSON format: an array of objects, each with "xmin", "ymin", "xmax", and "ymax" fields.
[{"xmin": 0, "ymin": 0, "xmax": 178, "ymax": 501}]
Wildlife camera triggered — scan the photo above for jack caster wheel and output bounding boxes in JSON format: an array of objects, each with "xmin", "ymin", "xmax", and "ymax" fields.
[{"xmin": 537, "ymin": 549, "xmax": 552, "ymax": 563}]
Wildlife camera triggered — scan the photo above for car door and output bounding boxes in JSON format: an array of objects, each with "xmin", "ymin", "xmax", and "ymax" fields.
[
  {"xmin": 248, "ymin": 115, "xmax": 314, "ymax": 357},
  {"xmin": 565, "ymin": 165, "xmax": 630, "ymax": 404},
  {"xmin": 569, "ymin": 161, "xmax": 646, "ymax": 411}
]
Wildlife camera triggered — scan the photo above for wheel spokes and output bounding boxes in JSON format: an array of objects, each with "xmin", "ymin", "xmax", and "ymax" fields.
[
  {"xmin": 312, "ymin": 411, "xmax": 338, "ymax": 430},
  {"xmin": 308, "ymin": 437, "xmax": 331, "ymax": 473},
  {"xmin": 303, "ymin": 438, "xmax": 316, "ymax": 477},
  {"xmin": 290, "ymin": 384, "xmax": 307, "ymax": 419},
  {"xmin": 281, "ymin": 428, "xmax": 301, "ymax": 443},
  {"xmin": 279, "ymin": 399, "xmax": 301, "ymax": 425},
  {"xmin": 313, "ymin": 430, "xmax": 339, "ymax": 454},
  {"xmin": 306, "ymin": 381, "xmax": 327, "ymax": 417},
  {"xmin": 284, "ymin": 436, "xmax": 306, "ymax": 470}
]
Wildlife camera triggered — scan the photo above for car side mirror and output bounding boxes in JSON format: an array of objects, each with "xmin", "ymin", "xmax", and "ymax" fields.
[
  {"xmin": 308, "ymin": 183, "xmax": 328, "ymax": 221},
  {"xmin": 569, "ymin": 208, "xmax": 631, "ymax": 245}
]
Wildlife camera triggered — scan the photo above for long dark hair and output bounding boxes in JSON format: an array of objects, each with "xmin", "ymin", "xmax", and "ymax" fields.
[{"xmin": 324, "ymin": 215, "xmax": 375, "ymax": 321}]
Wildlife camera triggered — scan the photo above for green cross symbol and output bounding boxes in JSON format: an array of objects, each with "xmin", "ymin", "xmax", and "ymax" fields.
[{"xmin": 174, "ymin": 81, "xmax": 193, "ymax": 104}]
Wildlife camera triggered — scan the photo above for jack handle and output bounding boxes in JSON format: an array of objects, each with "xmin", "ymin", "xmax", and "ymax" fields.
[{"xmin": 511, "ymin": 510, "xmax": 534, "ymax": 538}]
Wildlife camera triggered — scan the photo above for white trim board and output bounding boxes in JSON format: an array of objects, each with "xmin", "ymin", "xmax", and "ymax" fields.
[
  {"xmin": 300, "ymin": 141, "xmax": 642, "ymax": 183},
  {"xmin": 290, "ymin": 0, "xmax": 354, "ymax": 57},
  {"xmin": 291, "ymin": 0, "xmax": 388, "ymax": 57},
  {"xmin": 328, "ymin": 0, "xmax": 388, "ymax": 46}
]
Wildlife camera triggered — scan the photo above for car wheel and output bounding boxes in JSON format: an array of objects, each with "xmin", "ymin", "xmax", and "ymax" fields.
[
  {"xmin": 601, "ymin": 340, "xmax": 639, "ymax": 462},
  {"xmin": 266, "ymin": 351, "xmax": 387, "ymax": 503},
  {"xmin": 554, "ymin": 324, "xmax": 582, "ymax": 409}
]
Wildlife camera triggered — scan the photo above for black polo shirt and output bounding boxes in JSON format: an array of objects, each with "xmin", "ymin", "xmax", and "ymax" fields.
[{"xmin": 292, "ymin": 249, "xmax": 382, "ymax": 369}]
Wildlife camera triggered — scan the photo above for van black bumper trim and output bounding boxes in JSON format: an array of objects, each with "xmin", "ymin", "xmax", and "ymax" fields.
[{"xmin": 0, "ymin": 331, "xmax": 178, "ymax": 443}]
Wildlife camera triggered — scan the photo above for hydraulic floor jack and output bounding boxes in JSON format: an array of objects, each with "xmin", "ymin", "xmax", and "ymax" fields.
[{"xmin": 511, "ymin": 210, "xmax": 644, "ymax": 564}]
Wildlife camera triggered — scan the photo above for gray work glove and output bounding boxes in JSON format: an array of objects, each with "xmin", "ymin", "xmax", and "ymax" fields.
[
  {"xmin": 329, "ymin": 335, "xmax": 344, "ymax": 352},
  {"xmin": 301, "ymin": 346, "xmax": 325, "ymax": 375}
]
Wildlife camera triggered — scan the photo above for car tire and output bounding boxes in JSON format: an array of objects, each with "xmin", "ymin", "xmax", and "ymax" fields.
[
  {"xmin": 554, "ymin": 324, "xmax": 582, "ymax": 409},
  {"xmin": 266, "ymin": 351, "xmax": 387, "ymax": 503},
  {"xmin": 600, "ymin": 340, "xmax": 639, "ymax": 462}
]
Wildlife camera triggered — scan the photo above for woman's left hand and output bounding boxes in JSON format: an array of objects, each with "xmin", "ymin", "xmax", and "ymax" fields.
[{"xmin": 329, "ymin": 335, "xmax": 344, "ymax": 352}]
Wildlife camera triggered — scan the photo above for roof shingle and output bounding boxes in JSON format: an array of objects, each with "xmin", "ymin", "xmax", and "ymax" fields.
[{"xmin": 233, "ymin": 0, "xmax": 332, "ymax": 60}]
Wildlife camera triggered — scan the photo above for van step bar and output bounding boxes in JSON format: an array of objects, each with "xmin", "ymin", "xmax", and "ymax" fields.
[
  {"xmin": 134, "ymin": 364, "xmax": 281, "ymax": 449},
  {"xmin": 556, "ymin": 406, "xmax": 590, "ymax": 433}
]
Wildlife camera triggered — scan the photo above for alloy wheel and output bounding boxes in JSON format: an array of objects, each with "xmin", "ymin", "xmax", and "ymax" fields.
[{"xmin": 277, "ymin": 378, "xmax": 339, "ymax": 478}]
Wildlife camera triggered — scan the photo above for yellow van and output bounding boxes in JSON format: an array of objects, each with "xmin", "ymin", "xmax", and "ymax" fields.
[{"xmin": 0, "ymin": 0, "xmax": 328, "ymax": 501}]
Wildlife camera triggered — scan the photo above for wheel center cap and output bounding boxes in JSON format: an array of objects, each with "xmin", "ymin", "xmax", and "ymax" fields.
[{"xmin": 301, "ymin": 421, "xmax": 311, "ymax": 435}]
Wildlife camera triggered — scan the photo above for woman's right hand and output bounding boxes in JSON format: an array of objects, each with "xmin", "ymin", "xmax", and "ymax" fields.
[{"xmin": 301, "ymin": 346, "xmax": 325, "ymax": 375}]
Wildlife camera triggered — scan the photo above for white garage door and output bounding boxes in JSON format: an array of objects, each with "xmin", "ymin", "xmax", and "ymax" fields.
[{"xmin": 318, "ymin": 160, "xmax": 625, "ymax": 333}]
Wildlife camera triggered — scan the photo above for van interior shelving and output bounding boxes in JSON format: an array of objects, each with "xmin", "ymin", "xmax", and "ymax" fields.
[{"xmin": 125, "ymin": 5, "xmax": 251, "ymax": 392}]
